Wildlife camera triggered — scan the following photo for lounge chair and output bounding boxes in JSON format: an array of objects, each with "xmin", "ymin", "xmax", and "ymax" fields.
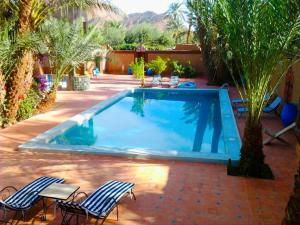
[
  {"xmin": 0, "ymin": 176, "xmax": 64, "ymax": 223},
  {"xmin": 263, "ymin": 122, "xmax": 296, "ymax": 145},
  {"xmin": 152, "ymin": 75, "xmax": 161, "ymax": 86},
  {"xmin": 232, "ymin": 93, "xmax": 270, "ymax": 105},
  {"xmin": 237, "ymin": 96, "xmax": 282, "ymax": 114},
  {"xmin": 169, "ymin": 76, "xmax": 179, "ymax": 87},
  {"xmin": 58, "ymin": 180, "xmax": 135, "ymax": 225}
]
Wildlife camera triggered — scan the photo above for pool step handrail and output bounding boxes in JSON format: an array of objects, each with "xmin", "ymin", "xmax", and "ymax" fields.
[{"xmin": 220, "ymin": 83, "xmax": 229, "ymax": 89}]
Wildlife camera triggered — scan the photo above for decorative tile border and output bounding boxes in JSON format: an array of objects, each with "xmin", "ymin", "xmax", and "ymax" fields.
[{"xmin": 19, "ymin": 88, "xmax": 241, "ymax": 164}]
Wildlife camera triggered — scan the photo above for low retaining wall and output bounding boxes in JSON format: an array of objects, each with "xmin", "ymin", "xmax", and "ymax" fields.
[{"xmin": 106, "ymin": 50, "xmax": 205, "ymax": 76}]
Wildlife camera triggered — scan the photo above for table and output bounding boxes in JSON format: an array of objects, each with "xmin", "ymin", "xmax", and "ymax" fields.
[{"xmin": 39, "ymin": 183, "xmax": 80, "ymax": 220}]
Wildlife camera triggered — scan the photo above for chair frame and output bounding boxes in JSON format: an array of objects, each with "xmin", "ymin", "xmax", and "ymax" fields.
[
  {"xmin": 0, "ymin": 186, "xmax": 39, "ymax": 225},
  {"xmin": 59, "ymin": 189, "xmax": 136, "ymax": 225},
  {"xmin": 0, "ymin": 177, "xmax": 64, "ymax": 225},
  {"xmin": 263, "ymin": 122, "xmax": 296, "ymax": 145}
]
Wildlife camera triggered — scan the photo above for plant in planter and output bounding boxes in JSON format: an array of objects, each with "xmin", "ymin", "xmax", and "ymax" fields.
[
  {"xmin": 130, "ymin": 57, "xmax": 145, "ymax": 87},
  {"xmin": 169, "ymin": 60, "xmax": 185, "ymax": 77},
  {"xmin": 37, "ymin": 18, "xmax": 100, "ymax": 112},
  {"xmin": 94, "ymin": 47, "xmax": 110, "ymax": 74},
  {"xmin": 147, "ymin": 57, "xmax": 168, "ymax": 76}
]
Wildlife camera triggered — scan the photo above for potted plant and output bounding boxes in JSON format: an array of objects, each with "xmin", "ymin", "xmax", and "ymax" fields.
[
  {"xmin": 94, "ymin": 47, "xmax": 110, "ymax": 74},
  {"xmin": 147, "ymin": 56, "xmax": 168, "ymax": 77},
  {"xmin": 169, "ymin": 60, "xmax": 185, "ymax": 77},
  {"xmin": 130, "ymin": 57, "xmax": 145, "ymax": 87}
]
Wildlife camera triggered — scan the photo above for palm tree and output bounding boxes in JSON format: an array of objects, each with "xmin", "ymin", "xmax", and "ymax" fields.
[
  {"xmin": 166, "ymin": 2, "xmax": 185, "ymax": 44},
  {"xmin": 0, "ymin": 0, "xmax": 115, "ymax": 125},
  {"xmin": 37, "ymin": 18, "xmax": 100, "ymax": 111},
  {"xmin": 282, "ymin": 99, "xmax": 300, "ymax": 225},
  {"xmin": 186, "ymin": 0, "xmax": 234, "ymax": 85},
  {"xmin": 217, "ymin": 0, "xmax": 300, "ymax": 177},
  {"xmin": 185, "ymin": 1, "xmax": 196, "ymax": 44}
]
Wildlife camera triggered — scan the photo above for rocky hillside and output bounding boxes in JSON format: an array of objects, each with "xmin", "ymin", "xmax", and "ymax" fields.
[
  {"xmin": 123, "ymin": 11, "xmax": 168, "ymax": 30},
  {"xmin": 63, "ymin": 8, "xmax": 168, "ymax": 30}
]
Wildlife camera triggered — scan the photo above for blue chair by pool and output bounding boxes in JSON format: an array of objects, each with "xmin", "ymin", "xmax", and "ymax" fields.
[
  {"xmin": 57, "ymin": 180, "xmax": 135, "ymax": 225},
  {"xmin": 93, "ymin": 67, "xmax": 100, "ymax": 77},
  {"xmin": 0, "ymin": 176, "xmax": 64, "ymax": 223},
  {"xmin": 177, "ymin": 82, "xmax": 197, "ymax": 89},
  {"xmin": 232, "ymin": 93, "xmax": 270, "ymax": 105},
  {"xmin": 237, "ymin": 96, "xmax": 282, "ymax": 114}
]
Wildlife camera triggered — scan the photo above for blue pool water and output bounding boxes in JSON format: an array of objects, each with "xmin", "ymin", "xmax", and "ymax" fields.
[
  {"xmin": 50, "ymin": 90, "xmax": 225, "ymax": 154},
  {"xmin": 20, "ymin": 88, "xmax": 241, "ymax": 163}
]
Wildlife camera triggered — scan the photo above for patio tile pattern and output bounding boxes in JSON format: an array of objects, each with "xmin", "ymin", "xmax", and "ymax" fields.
[{"xmin": 0, "ymin": 75, "xmax": 298, "ymax": 225}]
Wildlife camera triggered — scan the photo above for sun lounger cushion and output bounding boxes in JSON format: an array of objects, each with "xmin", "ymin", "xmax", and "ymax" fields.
[
  {"xmin": 3, "ymin": 176, "xmax": 64, "ymax": 210},
  {"xmin": 81, "ymin": 180, "xmax": 134, "ymax": 217}
]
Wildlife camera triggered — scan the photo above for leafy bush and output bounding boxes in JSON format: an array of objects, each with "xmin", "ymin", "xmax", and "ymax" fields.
[
  {"xmin": 147, "ymin": 57, "xmax": 168, "ymax": 75},
  {"xmin": 169, "ymin": 60, "xmax": 185, "ymax": 77},
  {"xmin": 113, "ymin": 43, "xmax": 137, "ymax": 50},
  {"xmin": 183, "ymin": 62, "xmax": 196, "ymax": 78},
  {"xmin": 17, "ymin": 89, "xmax": 42, "ymax": 121},
  {"xmin": 113, "ymin": 43, "xmax": 172, "ymax": 51},
  {"xmin": 130, "ymin": 57, "xmax": 145, "ymax": 86},
  {"xmin": 102, "ymin": 21, "xmax": 125, "ymax": 46},
  {"xmin": 125, "ymin": 23, "xmax": 160, "ymax": 44}
]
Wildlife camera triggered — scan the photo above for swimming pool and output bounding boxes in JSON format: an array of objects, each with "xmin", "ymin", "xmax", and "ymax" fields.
[{"xmin": 19, "ymin": 88, "xmax": 241, "ymax": 163}]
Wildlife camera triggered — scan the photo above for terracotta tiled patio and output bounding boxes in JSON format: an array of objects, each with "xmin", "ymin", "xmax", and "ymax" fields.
[{"xmin": 0, "ymin": 75, "xmax": 298, "ymax": 225}]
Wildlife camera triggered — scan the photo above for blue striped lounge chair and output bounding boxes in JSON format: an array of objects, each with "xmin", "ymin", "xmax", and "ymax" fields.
[
  {"xmin": 57, "ymin": 180, "xmax": 135, "ymax": 225},
  {"xmin": 237, "ymin": 96, "xmax": 282, "ymax": 114},
  {"xmin": 0, "ymin": 176, "xmax": 64, "ymax": 223}
]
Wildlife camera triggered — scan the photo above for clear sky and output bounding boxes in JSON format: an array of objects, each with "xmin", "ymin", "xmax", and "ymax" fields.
[{"xmin": 111, "ymin": 0, "xmax": 176, "ymax": 14}]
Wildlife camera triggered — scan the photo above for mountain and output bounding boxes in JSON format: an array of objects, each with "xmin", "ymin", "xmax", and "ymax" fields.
[
  {"xmin": 123, "ymin": 11, "xmax": 168, "ymax": 30},
  {"xmin": 62, "ymin": 8, "xmax": 168, "ymax": 30}
]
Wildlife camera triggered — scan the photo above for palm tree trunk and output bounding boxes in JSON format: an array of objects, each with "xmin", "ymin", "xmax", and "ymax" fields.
[
  {"xmin": 0, "ymin": 71, "xmax": 5, "ymax": 126},
  {"xmin": 4, "ymin": 0, "xmax": 34, "ymax": 125},
  {"xmin": 5, "ymin": 51, "xmax": 34, "ymax": 124},
  {"xmin": 186, "ymin": 24, "xmax": 192, "ymax": 44},
  {"xmin": 282, "ymin": 99, "xmax": 300, "ymax": 225},
  {"xmin": 237, "ymin": 118, "xmax": 267, "ymax": 177}
]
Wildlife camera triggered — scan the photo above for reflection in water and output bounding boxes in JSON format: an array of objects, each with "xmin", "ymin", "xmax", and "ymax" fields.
[
  {"xmin": 211, "ymin": 102, "xmax": 222, "ymax": 153},
  {"xmin": 52, "ymin": 119, "xmax": 97, "ymax": 146},
  {"xmin": 183, "ymin": 96, "xmax": 222, "ymax": 153},
  {"xmin": 131, "ymin": 92, "xmax": 147, "ymax": 117}
]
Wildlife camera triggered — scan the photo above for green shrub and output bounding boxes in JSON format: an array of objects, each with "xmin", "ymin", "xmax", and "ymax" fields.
[
  {"xmin": 130, "ymin": 57, "xmax": 145, "ymax": 86},
  {"xmin": 113, "ymin": 43, "xmax": 137, "ymax": 50},
  {"xmin": 17, "ymin": 89, "xmax": 42, "ymax": 121},
  {"xmin": 147, "ymin": 57, "xmax": 168, "ymax": 75},
  {"xmin": 169, "ymin": 60, "xmax": 185, "ymax": 77},
  {"xmin": 183, "ymin": 62, "xmax": 196, "ymax": 78}
]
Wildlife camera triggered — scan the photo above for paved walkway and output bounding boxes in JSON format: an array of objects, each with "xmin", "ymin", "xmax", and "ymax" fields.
[{"xmin": 0, "ymin": 75, "xmax": 297, "ymax": 225}]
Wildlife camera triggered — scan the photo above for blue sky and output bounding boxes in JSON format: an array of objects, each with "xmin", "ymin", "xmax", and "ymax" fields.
[{"xmin": 111, "ymin": 0, "xmax": 176, "ymax": 14}]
